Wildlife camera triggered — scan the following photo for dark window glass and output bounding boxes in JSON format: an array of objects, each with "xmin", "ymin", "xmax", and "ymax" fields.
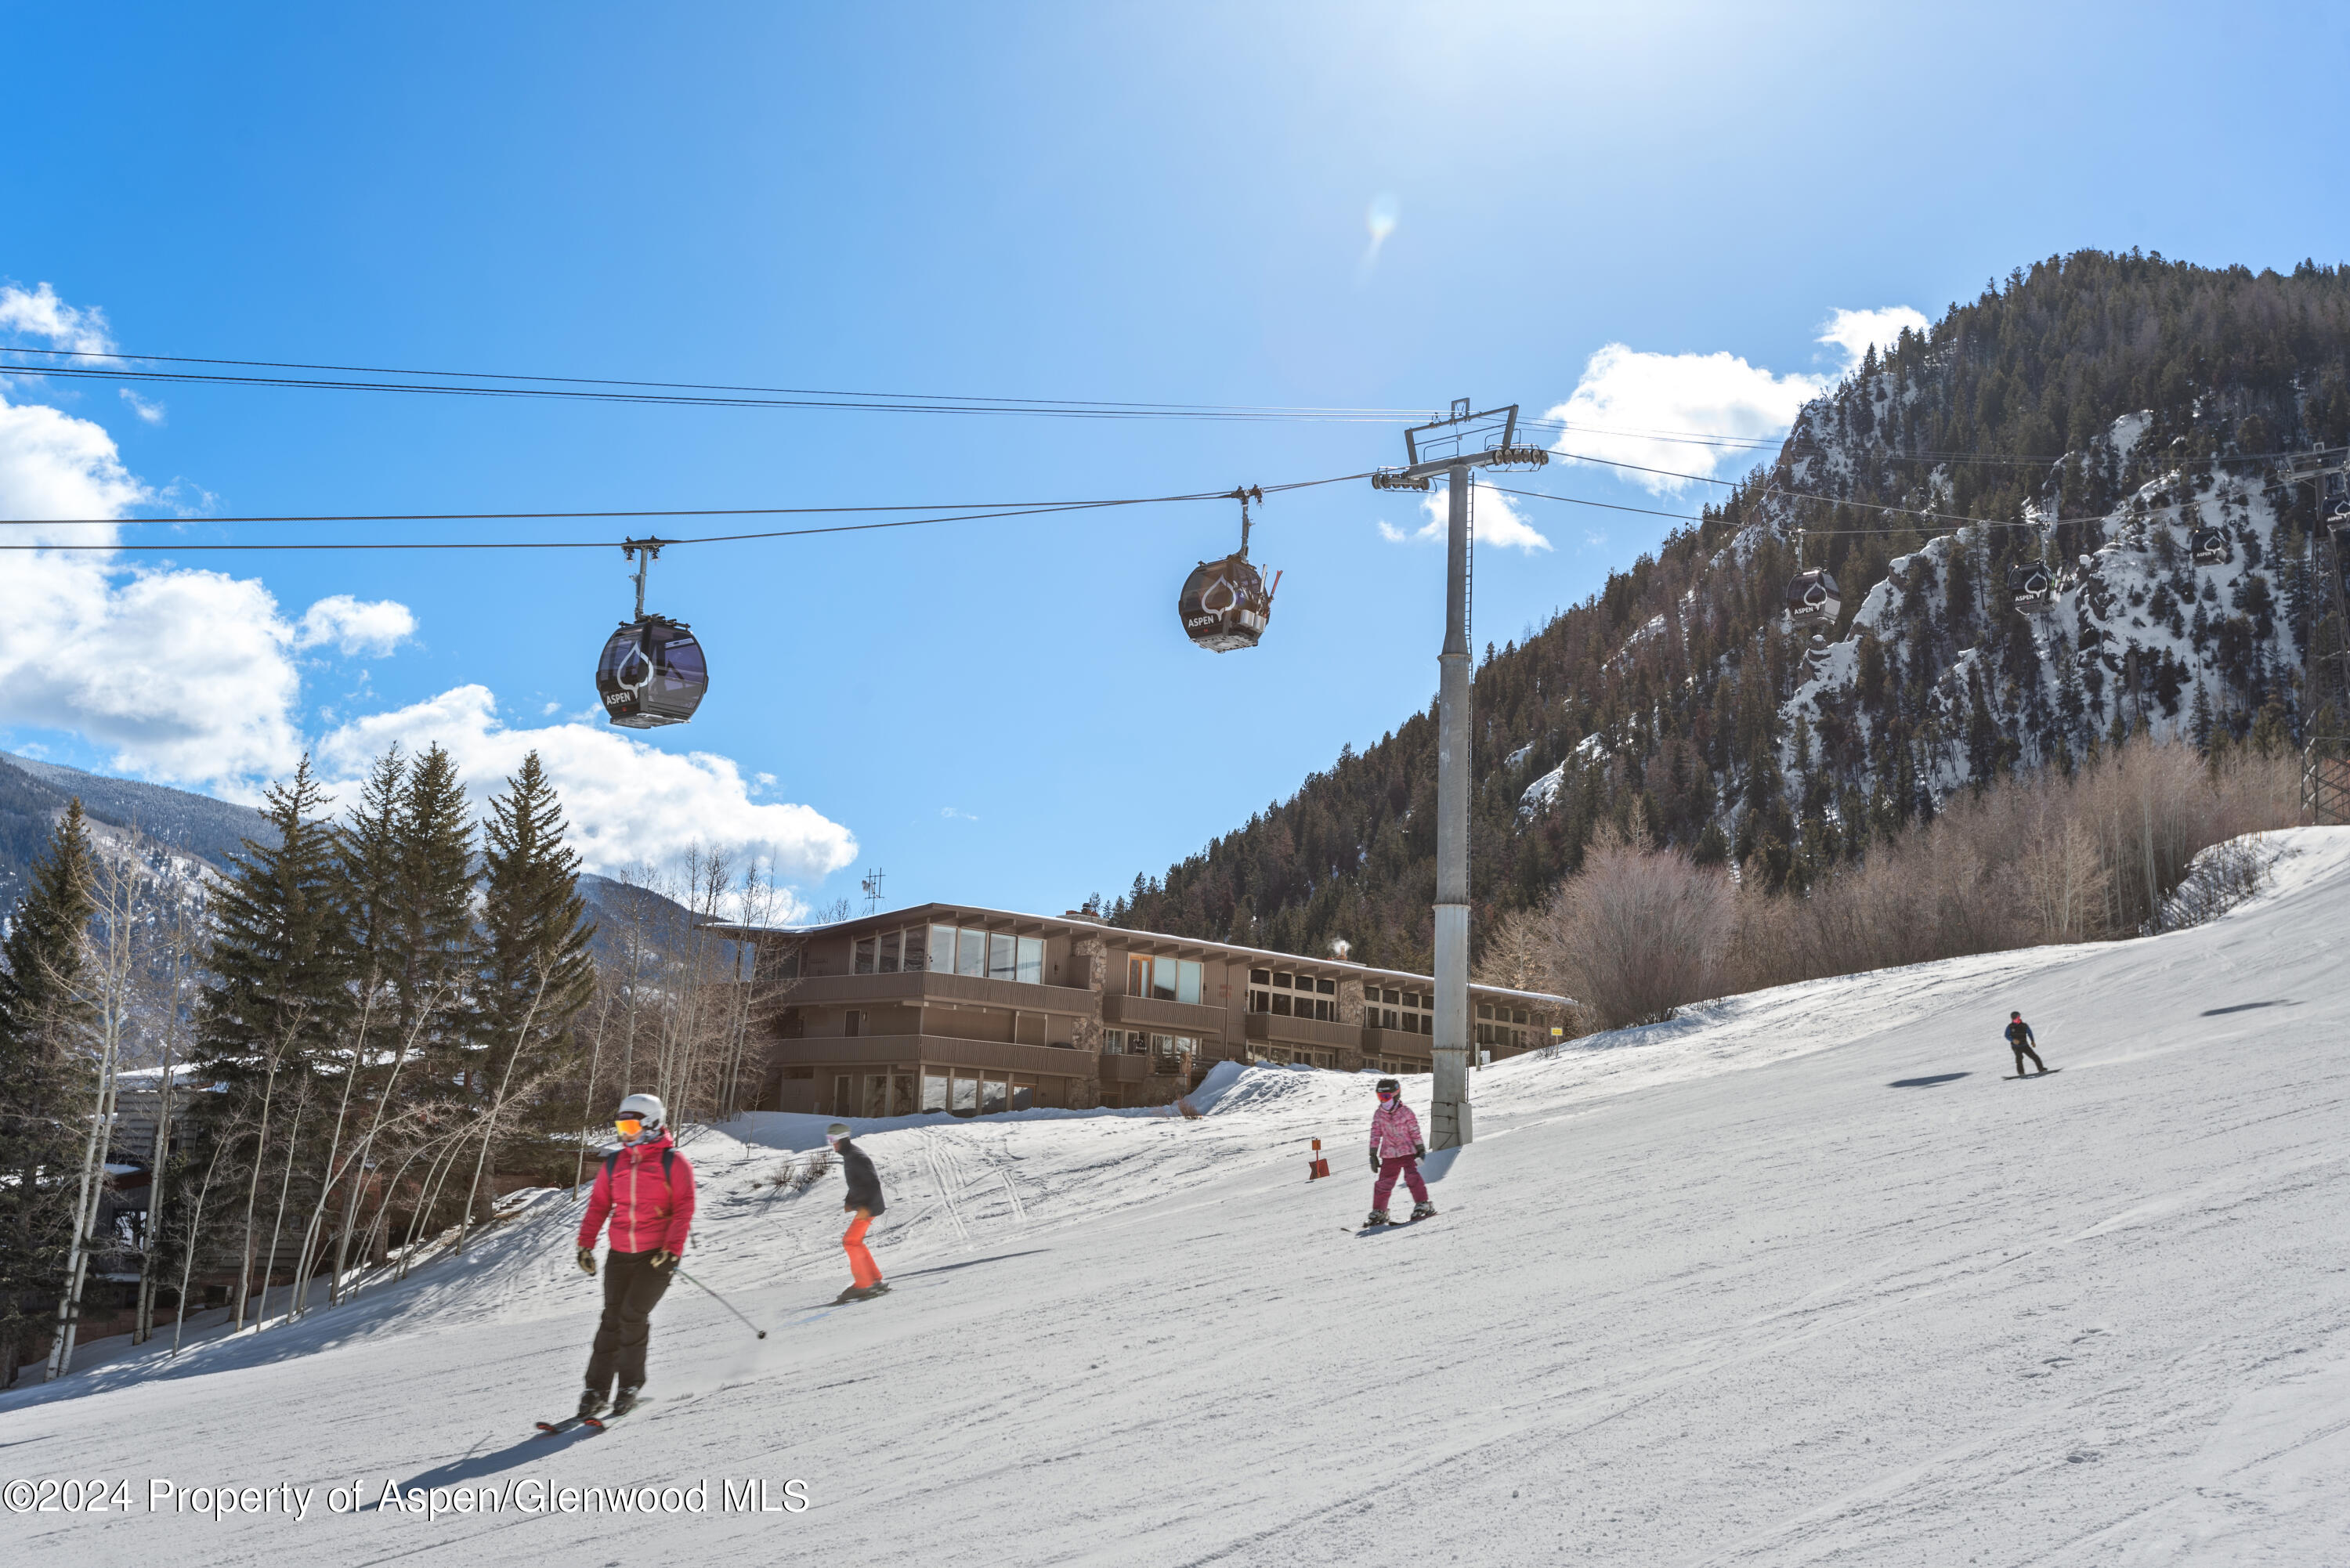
[
  {"xmin": 1317, "ymin": 978, "xmax": 1335, "ymax": 995},
  {"xmin": 1272, "ymin": 994, "xmax": 1292, "ymax": 1016},
  {"xmin": 1250, "ymin": 968, "xmax": 1270, "ymax": 985}
]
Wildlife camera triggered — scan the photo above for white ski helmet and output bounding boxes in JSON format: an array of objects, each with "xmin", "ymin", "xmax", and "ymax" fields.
[{"xmin": 615, "ymin": 1093, "xmax": 667, "ymax": 1142}]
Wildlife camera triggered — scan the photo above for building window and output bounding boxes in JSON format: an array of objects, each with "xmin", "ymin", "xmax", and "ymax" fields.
[
  {"xmin": 1250, "ymin": 967, "xmax": 1270, "ymax": 985},
  {"xmin": 928, "ymin": 925, "xmax": 956, "ymax": 972},
  {"xmin": 901, "ymin": 930, "xmax": 926, "ymax": 972},
  {"xmin": 1018, "ymin": 936, "xmax": 1044, "ymax": 985},
  {"xmin": 1252, "ymin": 986, "xmax": 1329, "ymax": 1021},
  {"xmin": 1126, "ymin": 955, "xmax": 1202, "ymax": 1003},
  {"xmin": 854, "ymin": 938, "xmax": 876, "ymax": 974},
  {"xmin": 879, "ymin": 930, "xmax": 901, "ymax": 973},
  {"xmin": 1316, "ymin": 978, "xmax": 1335, "ymax": 995},
  {"xmin": 922, "ymin": 1071, "xmax": 949, "ymax": 1112},
  {"xmin": 982, "ymin": 1078, "xmax": 1008, "ymax": 1114},
  {"xmin": 953, "ymin": 1076, "xmax": 978, "ymax": 1114}
]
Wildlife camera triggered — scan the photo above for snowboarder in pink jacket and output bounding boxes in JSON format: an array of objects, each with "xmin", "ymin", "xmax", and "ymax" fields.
[{"xmin": 1365, "ymin": 1078, "xmax": 1435, "ymax": 1227}]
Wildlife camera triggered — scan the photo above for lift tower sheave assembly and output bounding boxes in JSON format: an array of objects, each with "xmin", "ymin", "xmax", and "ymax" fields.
[{"xmin": 1372, "ymin": 400, "xmax": 1549, "ymax": 1150}]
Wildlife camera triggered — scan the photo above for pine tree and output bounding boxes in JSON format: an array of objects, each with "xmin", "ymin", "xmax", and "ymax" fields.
[
  {"xmin": 457, "ymin": 753, "xmax": 597, "ymax": 1235},
  {"xmin": 339, "ymin": 746, "xmax": 406, "ymax": 994},
  {"xmin": 0, "ymin": 802, "xmax": 96, "ymax": 1386},
  {"xmin": 390, "ymin": 745, "xmax": 476, "ymax": 1078},
  {"xmin": 193, "ymin": 759, "xmax": 351, "ymax": 1328}
]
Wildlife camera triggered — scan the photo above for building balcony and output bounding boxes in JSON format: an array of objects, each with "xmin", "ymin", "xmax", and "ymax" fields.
[
  {"xmin": 1358, "ymin": 1028, "xmax": 1434, "ymax": 1062},
  {"xmin": 1242, "ymin": 1013, "xmax": 1363, "ymax": 1052},
  {"xmin": 1101, "ymin": 992, "xmax": 1228, "ymax": 1038},
  {"xmin": 778, "ymin": 970, "xmax": 1099, "ymax": 1016},
  {"xmin": 767, "ymin": 1033, "xmax": 1098, "ymax": 1079}
]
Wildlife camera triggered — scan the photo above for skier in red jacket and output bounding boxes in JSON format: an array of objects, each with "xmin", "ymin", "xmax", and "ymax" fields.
[
  {"xmin": 1365, "ymin": 1078, "xmax": 1436, "ymax": 1227},
  {"xmin": 573, "ymin": 1093, "xmax": 695, "ymax": 1420}
]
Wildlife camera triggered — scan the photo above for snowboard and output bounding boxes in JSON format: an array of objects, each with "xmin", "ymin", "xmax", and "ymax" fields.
[
  {"xmin": 1347, "ymin": 1214, "xmax": 1437, "ymax": 1237},
  {"xmin": 2003, "ymin": 1068, "xmax": 2062, "ymax": 1080}
]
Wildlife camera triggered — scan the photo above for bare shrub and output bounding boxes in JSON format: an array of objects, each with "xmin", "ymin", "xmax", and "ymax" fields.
[
  {"xmin": 765, "ymin": 1151, "xmax": 833, "ymax": 1194},
  {"xmin": 1729, "ymin": 737, "xmax": 2301, "ymax": 996},
  {"xmin": 1532, "ymin": 825, "xmax": 1735, "ymax": 1029}
]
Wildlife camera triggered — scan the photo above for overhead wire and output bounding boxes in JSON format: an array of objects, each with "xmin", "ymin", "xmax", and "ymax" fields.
[{"xmin": 0, "ymin": 472, "xmax": 1374, "ymax": 551}]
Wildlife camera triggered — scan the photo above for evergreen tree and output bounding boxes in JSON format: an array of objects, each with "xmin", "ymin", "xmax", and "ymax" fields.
[
  {"xmin": 338, "ymin": 746, "xmax": 406, "ymax": 995},
  {"xmin": 0, "ymin": 802, "xmax": 96, "ymax": 1386},
  {"xmin": 476, "ymin": 751, "xmax": 596, "ymax": 1090},
  {"xmin": 390, "ymin": 745, "xmax": 476, "ymax": 1078},
  {"xmin": 192, "ymin": 759, "xmax": 350, "ymax": 1326}
]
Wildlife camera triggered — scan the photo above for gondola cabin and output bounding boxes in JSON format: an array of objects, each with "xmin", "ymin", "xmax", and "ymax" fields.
[
  {"xmin": 597, "ymin": 616, "xmax": 708, "ymax": 728},
  {"xmin": 2008, "ymin": 562, "xmax": 2055, "ymax": 611},
  {"xmin": 1785, "ymin": 568, "xmax": 1840, "ymax": 627},
  {"xmin": 2191, "ymin": 527, "xmax": 2229, "ymax": 565},
  {"xmin": 1178, "ymin": 555, "xmax": 1277, "ymax": 652}
]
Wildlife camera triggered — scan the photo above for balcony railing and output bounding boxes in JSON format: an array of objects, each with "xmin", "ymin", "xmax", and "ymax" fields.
[
  {"xmin": 1242, "ymin": 1013, "xmax": 1363, "ymax": 1050},
  {"xmin": 778, "ymin": 970, "xmax": 1098, "ymax": 1015},
  {"xmin": 1101, "ymin": 992, "xmax": 1229, "ymax": 1036}
]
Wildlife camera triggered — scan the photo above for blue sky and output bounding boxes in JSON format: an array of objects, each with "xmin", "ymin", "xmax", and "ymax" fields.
[{"xmin": 5, "ymin": 2, "xmax": 2348, "ymax": 917}]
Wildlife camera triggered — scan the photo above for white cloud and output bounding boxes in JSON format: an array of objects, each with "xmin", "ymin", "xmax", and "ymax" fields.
[
  {"xmin": 314, "ymin": 686, "xmax": 858, "ymax": 882},
  {"xmin": 940, "ymin": 806, "xmax": 979, "ymax": 822},
  {"xmin": 0, "ymin": 284, "xmax": 861, "ymax": 894},
  {"xmin": 1544, "ymin": 304, "xmax": 1930, "ymax": 495},
  {"xmin": 1546, "ymin": 343, "xmax": 1824, "ymax": 495},
  {"xmin": 1817, "ymin": 305, "xmax": 1930, "ymax": 367},
  {"xmin": 0, "ymin": 282, "xmax": 114, "ymax": 356},
  {"xmin": 0, "ymin": 391, "xmax": 309, "ymax": 785},
  {"xmin": 1379, "ymin": 482, "xmax": 1552, "ymax": 553},
  {"xmin": 118, "ymin": 388, "xmax": 164, "ymax": 425},
  {"xmin": 295, "ymin": 594, "xmax": 417, "ymax": 656}
]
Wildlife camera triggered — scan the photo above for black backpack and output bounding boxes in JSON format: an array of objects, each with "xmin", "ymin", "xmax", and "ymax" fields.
[{"xmin": 604, "ymin": 1147, "xmax": 677, "ymax": 1183}]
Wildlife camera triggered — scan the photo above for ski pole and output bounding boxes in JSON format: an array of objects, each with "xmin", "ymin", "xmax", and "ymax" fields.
[{"xmin": 671, "ymin": 1265, "xmax": 768, "ymax": 1339}]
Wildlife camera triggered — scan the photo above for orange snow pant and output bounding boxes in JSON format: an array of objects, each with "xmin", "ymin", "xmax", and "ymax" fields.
[{"xmin": 843, "ymin": 1213, "xmax": 882, "ymax": 1288}]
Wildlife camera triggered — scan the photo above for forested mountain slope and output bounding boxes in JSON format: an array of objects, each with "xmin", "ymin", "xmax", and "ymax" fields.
[{"xmin": 1110, "ymin": 251, "xmax": 2350, "ymax": 968}]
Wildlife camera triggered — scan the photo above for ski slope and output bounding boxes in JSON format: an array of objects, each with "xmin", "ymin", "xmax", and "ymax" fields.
[{"xmin": 9, "ymin": 830, "xmax": 2348, "ymax": 1566}]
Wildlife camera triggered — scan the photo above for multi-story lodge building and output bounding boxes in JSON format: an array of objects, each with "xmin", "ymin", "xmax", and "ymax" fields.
[{"xmin": 717, "ymin": 903, "xmax": 1574, "ymax": 1118}]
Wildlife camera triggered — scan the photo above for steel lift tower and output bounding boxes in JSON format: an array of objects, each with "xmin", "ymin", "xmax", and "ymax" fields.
[{"xmin": 1373, "ymin": 402, "xmax": 1549, "ymax": 1149}]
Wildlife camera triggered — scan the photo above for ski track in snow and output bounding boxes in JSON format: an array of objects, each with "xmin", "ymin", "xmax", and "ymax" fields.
[{"xmin": 8, "ymin": 829, "xmax": 2350, "ymax": 1565}]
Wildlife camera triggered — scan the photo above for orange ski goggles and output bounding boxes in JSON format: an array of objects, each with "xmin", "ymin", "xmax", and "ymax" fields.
[{"xmin": 614, "ymin": 1117, "xmax": 646, "ymax": 1138}]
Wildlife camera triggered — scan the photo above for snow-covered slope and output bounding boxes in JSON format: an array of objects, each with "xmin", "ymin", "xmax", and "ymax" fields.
[{"xmin": 11, "ymin": 830, "xmax": 2349, "ymax": 1565}]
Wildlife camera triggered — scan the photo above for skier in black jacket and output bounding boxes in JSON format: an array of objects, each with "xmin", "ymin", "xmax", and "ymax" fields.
[
  {"xmin": 2005, "ymin": 1012, "xmax": 2048, "ymax": 1075},
  {"xmin": 827, "ymin": 1122, "xmax": 888, "ymax": 1302}
]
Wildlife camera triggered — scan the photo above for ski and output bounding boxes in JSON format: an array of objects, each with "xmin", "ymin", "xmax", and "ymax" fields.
[
  {"xmin": 580, "ymin": 1396, "xmax": 653, "ymax": 1431},
  {"xmin": 585, "ymin": 1400, "xmax": 653, "ymax": 1438}
]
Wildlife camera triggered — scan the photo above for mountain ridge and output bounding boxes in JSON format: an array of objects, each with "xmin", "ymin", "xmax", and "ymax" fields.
[{"xmin": 1109, "ymin": 250, "xmax": 2348, "ymax": 968}]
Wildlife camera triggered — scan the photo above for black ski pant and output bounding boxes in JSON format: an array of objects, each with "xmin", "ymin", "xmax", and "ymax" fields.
[
  {"xmin": 585, "ymin": 1248, "xmax": 672, "ymax": 1393},
  {"xmin": 2012, "ymin": 1044, "xmax": 2045, "ymax": 1075}
]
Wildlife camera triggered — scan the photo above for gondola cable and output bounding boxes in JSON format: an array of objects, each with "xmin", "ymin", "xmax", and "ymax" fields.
[{"xmin": 0, "ymin": 472, "xmax": 1376, "ymax": 550}]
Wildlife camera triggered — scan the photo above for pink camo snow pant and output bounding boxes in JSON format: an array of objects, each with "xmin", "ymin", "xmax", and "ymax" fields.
[{"xmin": 1372, "ymin": 1155, "xmax": 1429, "ymax": 1210}]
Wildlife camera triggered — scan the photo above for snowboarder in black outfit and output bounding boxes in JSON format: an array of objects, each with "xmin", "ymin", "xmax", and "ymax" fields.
[
  {"xmin": 827, "ymin": 1123, "xmax": 888, "ymax": 1302},
  {"xmin": 2005, "ymin": 1011, "xmax": 2048, "ymax": 1075}
]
